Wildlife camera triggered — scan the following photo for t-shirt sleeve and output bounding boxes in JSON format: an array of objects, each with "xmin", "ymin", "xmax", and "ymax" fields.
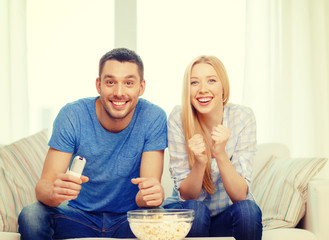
[
  {"xmin": 143, "ymin": 106, "xmax": 168, "ymax": 152},
  {"xmin": 48, "ymin": 104, "xmax": 78, "ymax": 153}
]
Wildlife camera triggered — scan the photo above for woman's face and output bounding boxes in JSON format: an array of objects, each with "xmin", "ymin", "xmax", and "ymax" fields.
[{"xmin": 189, "ymin": 63, "xmax": 224, "ymax": 116}]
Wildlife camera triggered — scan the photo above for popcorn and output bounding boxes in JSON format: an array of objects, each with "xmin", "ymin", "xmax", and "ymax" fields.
[{"xmin": 129, "ymin": 213, "xmax": 193, "ymax": 240}]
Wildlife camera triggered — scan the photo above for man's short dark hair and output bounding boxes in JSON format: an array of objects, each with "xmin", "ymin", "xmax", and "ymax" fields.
[{"xmin": 99, "ymin": 48, "xmax": 144, "ymax": 81}]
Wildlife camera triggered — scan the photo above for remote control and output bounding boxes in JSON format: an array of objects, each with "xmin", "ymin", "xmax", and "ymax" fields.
[{"xmin": 68, "ymin": 156, "xmax": 86, "ymax": 178}]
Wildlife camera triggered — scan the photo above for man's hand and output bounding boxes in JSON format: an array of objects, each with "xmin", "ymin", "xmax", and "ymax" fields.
[
  {"xmin": 131, "ymin": 177, "xmax": 164, "ymax": 207},
  {"xmin": 50, "ymin": 173, "xmax": 89, "ymax": 203},
  {"xmin": 188, "ymin": 134, "xmax": 208, "ymax": 164}
]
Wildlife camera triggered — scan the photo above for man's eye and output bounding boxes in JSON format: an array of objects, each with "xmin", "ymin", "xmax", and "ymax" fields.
[
  {"xmin": 126, "ymin": 81, "xmax": 134, "ymax": 86},
  {"xmin": 106, "ymin": 80, "xmax": 114, "ymax": 85}
]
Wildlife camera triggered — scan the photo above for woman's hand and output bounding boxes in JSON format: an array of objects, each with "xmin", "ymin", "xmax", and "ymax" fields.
[
  {"xmin": 211, "ymin": 124, "xmax": 231, "ymax": 158},
  {"xmin": 188, "ymin": 134, "xmax": 208, "ymax": 164}
]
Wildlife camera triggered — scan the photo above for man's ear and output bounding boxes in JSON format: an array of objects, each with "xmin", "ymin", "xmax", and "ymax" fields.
[
  {"xmin": 96, "ymin": 77, "xmax": 101, "ymax": 94},
  {"xmin": 138, "ymin": 79, "xmax": 146, "ymax": 96}
]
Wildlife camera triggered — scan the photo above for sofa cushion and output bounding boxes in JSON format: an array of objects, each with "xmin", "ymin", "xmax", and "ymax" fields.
[
  {"xmin": 251, "ymin": 155, "xmax": 328, "ymax": 230},
  {"xmin": 262, "ymin": 228, "xmax": 316, "ymax": 240},
  {"xmin": 0, "ymin": 129, "xmax": 48, "ymax": 232},
  {"xmin": 0, "ymin": 232, "xmax": 20, "ymax": 240}
]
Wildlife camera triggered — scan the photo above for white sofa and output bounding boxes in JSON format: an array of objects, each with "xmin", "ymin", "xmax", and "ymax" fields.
[{"xmin": 0, "ymin": 129, "xmax": 328, "ymax": 240}]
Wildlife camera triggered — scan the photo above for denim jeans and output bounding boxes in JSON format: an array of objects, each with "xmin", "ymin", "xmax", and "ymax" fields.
[
  {"xmin": 18, "ymin": 202, "xmax": 135, "ymax": 240},
  {"xmin": 163, "ymin": 199, "xmax": 263, "ymax": 240}
]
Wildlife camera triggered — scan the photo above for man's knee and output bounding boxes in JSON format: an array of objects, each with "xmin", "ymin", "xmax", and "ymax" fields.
[{"xmin": 18, "ymin": 202, "xmax": 52, "ymax": 227}]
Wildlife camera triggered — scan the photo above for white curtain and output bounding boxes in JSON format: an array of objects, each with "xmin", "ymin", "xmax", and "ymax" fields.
[
  {"xmin": 0, "ymin": 0, "xmax": 29, "ymax": 144},
  {"xmin": 244, "ymin": 0, "xmax": 329, "ymax": 164}
]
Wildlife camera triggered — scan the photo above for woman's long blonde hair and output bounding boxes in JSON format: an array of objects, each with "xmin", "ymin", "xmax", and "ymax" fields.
[{"xmin": 181, "ymin": 55, "xmax": 230, "ymax": 194}]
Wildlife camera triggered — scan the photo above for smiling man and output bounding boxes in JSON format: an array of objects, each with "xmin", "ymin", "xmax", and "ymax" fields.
[{"xmin": 18, "ymin": 48, "xmax": 168, "ymax": 240}]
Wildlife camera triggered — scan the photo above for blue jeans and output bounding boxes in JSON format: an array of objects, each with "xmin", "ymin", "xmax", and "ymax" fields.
[
  {"xmin": 18, "ymin": 202, "xmax": 135, "ymax": 240},
  {"xmin": 163, "ymin": 199, "xmax": 263, "ymax": 240}
]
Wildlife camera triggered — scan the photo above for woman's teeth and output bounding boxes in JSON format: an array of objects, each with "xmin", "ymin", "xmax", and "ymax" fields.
[{"xmin": 198, "ymin": 97, "xmax": 212, "ymax": 102}]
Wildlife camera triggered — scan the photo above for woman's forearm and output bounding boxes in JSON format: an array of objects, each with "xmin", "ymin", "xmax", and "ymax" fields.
[
  {"xmin": 179, "ymin": 161, "xmax": 207, "ymax": 200},
  {"xmin": 215, "ymin": 152, "xmax": 248, "ymax": 202}
]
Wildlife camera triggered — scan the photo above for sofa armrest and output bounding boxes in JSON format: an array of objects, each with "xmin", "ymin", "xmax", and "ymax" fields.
[{"xmin": 302, "ymin": 179, "xmax": 329, "ymax": 240}]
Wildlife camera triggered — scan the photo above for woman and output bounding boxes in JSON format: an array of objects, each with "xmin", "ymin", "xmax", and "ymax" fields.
[{"xmin": 163, "ymin": 55, "xmax": 263, "ymax": 240}]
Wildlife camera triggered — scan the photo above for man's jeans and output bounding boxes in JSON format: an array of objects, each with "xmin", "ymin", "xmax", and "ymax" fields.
[
  {"xmin": 163, "ymin": 199, "xmax": 263, "ymax": 240},
  {"xmin": 18, "ymin": 202, "xmax": 135, "ymax": 240}
]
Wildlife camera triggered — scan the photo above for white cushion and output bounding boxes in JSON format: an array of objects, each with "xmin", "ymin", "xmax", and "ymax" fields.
[
  {"xmin": 262, "ymin": 228, "xmax": 316, "ymax": 240},
  {"xmin": 251, "ymin": 156, "xmax": 327, "ymax": 230},
  {"xmin": 0, "ymin": 232, "xmax": 20, "ymax": 240},
  {"xmin": 0, "ymin": 129, "xmax": 48, "ymax": 232},
  {"xmin": 305, "ymin": 179, "xmax": 329, "ymax": 240}
]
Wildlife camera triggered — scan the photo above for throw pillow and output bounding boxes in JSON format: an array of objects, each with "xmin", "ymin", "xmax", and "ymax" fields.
[
  {"xmin": 0, "ymin": 129, "xmax": 48, "ymax": 232},
  {"xmin": 251, "ymin": 155, "xmax": 328, "ymax": 230}
]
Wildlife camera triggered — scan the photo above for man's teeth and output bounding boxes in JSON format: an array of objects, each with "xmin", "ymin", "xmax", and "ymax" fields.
[
  {"xmin": 113, "ymin": 101, "xmax": 126, "ymax": 106},
  {"xmin": 198, "ymin": 98, "xmax": 212, "ymax": 102}
]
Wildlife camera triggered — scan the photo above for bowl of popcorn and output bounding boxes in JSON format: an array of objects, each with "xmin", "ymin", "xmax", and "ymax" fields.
[{"xmin": 127, "ymin": 209, "xmax": 194, "ymax": 240}]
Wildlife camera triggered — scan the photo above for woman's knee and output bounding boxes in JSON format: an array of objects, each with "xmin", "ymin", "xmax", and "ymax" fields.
[
  {"xmin": 242, "ymin": 200, "xmax": 262, "ymax": 221},
  {"xmin": 182, "ymin": 200, "xmax": 210, "ymax": 217},
  {"xmin": 232, "ymin": 200, "xmax": 262, "ymax": 229},
  {"xmin": 182, "ymin": 200, "xmax": 210, "ymax": 237}
]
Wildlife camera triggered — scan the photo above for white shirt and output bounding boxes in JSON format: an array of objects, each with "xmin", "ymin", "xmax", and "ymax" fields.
[{"xmin": 163, "ymin": 103, "xmax": 257, "ymax": 216}]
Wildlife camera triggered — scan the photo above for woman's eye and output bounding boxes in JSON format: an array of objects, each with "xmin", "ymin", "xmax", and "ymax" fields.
[
  {"xmin": 209, "ymin": 79, "xmax": 216, "ymax": 83},
  {"xmin": 191, "ymin": 81, "xmax": 198, "ymax": 85}
]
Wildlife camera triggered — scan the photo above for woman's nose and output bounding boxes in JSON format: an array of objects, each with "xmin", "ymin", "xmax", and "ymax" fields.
[{"xmin": 199, "ymin": 81, "xmax": 208, "ymax": 92}]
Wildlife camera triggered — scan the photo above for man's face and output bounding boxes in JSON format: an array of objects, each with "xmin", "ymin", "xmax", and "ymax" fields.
[{"xmin": 96, "ymin": 60, "xmax": 145, "ymax": 121}]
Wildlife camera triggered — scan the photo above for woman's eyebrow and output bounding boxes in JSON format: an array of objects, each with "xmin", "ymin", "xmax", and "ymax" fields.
[{"xmin": 206, "ymin": 75, "xmax": 218, "ymax": 78}]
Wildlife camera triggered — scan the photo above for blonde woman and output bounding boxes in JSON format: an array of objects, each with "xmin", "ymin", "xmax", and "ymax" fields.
[{"xmin": 163, "ymin": 56, "xmax": 262, "ymax": 240}]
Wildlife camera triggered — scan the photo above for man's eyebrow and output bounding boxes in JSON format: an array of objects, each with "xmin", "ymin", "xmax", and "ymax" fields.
[
  {"xmin": 103, "ymin": 74, "xmax": 138, "ymax": 79},
  {"xmin": 103, "ymin": 74, "xmax": 114, "ymax": 79},
  {"xmin": 125, "ymin": 74, "xmax": 138, "ymax": 79}
]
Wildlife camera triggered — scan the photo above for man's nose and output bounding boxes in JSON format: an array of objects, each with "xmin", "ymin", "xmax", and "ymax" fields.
[{"xmin": 114, "ymin": 83, "xmax": 125, "ymax": 97}]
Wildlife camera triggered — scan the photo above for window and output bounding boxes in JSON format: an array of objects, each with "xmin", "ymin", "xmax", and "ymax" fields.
[
  {"xmin": 137, "ymin": 0, "xmax": 246, "ymax": 115},
  {"xmin": 27, "ymin": 0, "xmax": 114, "ymax": 132},
  {"xmin": 26, "ymin": 0, "xmax": 246, "ymax": 132}
]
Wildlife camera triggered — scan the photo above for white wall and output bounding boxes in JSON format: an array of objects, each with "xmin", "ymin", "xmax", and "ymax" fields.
[{"xmin": 137, "ymin": 0, "xmax": 246, "ymax": 116}]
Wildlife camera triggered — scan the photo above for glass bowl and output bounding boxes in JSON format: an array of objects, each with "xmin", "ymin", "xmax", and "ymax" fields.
[{"xmin": 127, "ymin": 209, "xmax": 194, "ymax": 240}]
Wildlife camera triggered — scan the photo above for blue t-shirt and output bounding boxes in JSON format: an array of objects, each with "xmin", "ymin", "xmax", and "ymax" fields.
[{"xmin": 48, "ymin": 97, "xmax": 168, "ymax": 213}]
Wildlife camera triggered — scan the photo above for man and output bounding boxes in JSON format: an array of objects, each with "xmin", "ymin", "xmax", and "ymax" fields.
[{"xmin": 18, "ymin": 48, "xmax": 167, "ymax": 239}]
